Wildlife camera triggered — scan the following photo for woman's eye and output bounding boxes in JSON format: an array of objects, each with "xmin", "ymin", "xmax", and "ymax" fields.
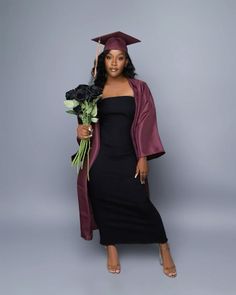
[
  {"xmin": 106, "ymin": 56, "xmax": 112, "ymax": 60},
  {"xmin": 118, "ymin": 57, "xmax": 124, "ymax": 61}
]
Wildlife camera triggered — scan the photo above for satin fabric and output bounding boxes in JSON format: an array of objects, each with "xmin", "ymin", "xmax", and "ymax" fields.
[{"xmin": 73, "ymin": 78, "xmax": 166, "ymax": 240}]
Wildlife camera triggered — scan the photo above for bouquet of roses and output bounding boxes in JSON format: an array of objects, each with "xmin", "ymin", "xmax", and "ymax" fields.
[{"xmin": 64, "ymin": 84, "xmax": 102, "ymax": 180}]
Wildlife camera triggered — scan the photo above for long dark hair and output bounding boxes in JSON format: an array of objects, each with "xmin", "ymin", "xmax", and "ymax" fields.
[{"xmin": 91, "ymin": 50, "xmax": 137, "ymax": 89}]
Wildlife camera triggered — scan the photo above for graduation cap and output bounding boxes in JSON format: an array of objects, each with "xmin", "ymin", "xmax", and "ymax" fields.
[
  {"xmin": 91, "ymin": 31, "xmax": 141, "ymax": 78},
  {"xmin": 92, "ymin": 31, "xmax": 141, "ymax": 52}
]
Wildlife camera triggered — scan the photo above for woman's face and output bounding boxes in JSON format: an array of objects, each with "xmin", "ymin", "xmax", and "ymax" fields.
[{"xmin": 104, "ymin": 50, "xmax": 128, "ymax": 78}]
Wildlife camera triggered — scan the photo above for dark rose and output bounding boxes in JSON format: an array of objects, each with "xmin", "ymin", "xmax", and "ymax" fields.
[
  {"xmin": 65, "ymin": 89, "xmax": 77, "ymax": 100},
  {"xmin": 74, "ymin": 84, "xmax": 102, "ymax": 102},
  {"xmin": 65, "ymin": 84, "xmax": 102, "ymax": 102}
]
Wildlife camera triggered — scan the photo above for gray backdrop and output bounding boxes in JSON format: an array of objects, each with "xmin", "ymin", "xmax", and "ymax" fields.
[{"xmin": 1, "ymin": 0, "xmax": 235, "ymax": 294}]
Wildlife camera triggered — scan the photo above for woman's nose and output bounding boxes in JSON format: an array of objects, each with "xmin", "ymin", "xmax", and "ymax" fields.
[{"xmin": 111, "ymin": 58, "xmax": 117, "ymax": 66}]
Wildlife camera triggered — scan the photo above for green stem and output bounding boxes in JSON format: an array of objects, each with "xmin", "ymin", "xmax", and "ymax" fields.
[
  {"xmin": 72, "ymin": 139, "xmax": 85, "ymax": 167},
  {"xmin": 80, "ymin": 140, "xmax": 87, "ymax": 169},
  {"xmin": 87, "ymin": 139, "xmax": 91, "ymax": 181}
]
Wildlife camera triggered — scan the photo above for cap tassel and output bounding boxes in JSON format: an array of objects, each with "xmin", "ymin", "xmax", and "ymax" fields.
[{"xmin": 93, "ymin": 38, "xmax": 102, "ymax": 79}]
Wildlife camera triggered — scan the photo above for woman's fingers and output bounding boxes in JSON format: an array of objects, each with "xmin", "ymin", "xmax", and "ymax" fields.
[
  {"xmin": 87, "ymin": 125, "xmax": 93, "ymax": 132},
  {"xmin": 77, "ymin": 124, "xmax": 93, "ymax": 139},
  {"xmin": 135, "ymin": 166, "xmax": 139, "ymax": 178},
  {"xmin": 135, "ymin": 168, "xmax": 147, "ymax": 184},
  {"xmin": 85, "ymin": 125, "xmax": 93, "ymax": 138},
  {"xmin": 140, "ymin": 172, "xmax": 147, "ymax": 184}
]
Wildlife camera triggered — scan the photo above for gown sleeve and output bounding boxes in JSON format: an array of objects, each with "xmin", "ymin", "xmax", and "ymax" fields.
[{"xmin": 135, "ymin": 82, "xmax": 166, "ymax": 161}]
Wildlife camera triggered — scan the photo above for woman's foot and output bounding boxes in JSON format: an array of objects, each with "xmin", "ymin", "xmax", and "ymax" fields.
[
  {"xmin": 158, "ymin": 242, "xmax": 177, "ymax": 278},
  {"xmin": 105, "ymin": 245, "xmax": 121, "ymax": 274}
]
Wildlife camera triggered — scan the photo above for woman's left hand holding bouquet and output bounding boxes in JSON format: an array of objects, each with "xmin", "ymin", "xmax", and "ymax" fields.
[
  {"xmin": 77, "ymin": 124, "xmax": 93, "ymax": 140},
  {"xmin": 64, "ymin": 84, "xmax": 102, "ymax": 180}
]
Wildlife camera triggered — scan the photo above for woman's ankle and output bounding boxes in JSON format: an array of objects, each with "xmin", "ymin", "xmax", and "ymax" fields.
[
  {"xmin": 159, "ymin": 242, "xmax": 169, "ymax": 248},
  {"xmin": 107, "ymin": 244, "xmax": 117, "ymax": 249}
]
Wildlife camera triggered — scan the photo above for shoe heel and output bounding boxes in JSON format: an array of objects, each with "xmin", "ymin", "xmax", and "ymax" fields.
[
  {"xmin": 105, "ymin": 245, "xmax": 121, "ymax": 274},
  {"xmin": 158, "ymin": 243, "xmax": 177, "ymax": 278}
]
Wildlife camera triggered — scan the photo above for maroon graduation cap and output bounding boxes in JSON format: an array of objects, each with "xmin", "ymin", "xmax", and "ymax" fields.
[{"xmin": 92, "ymin": 31, "xmax": 141, "ymax": 52}]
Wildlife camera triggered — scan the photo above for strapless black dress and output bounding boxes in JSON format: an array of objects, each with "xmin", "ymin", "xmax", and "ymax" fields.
[{"xmin": 87, "ymin": 96, "xmax": 168, "ymax": 245}]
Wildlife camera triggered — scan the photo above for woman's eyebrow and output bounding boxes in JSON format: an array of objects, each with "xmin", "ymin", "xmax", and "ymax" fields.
[{"xmin": 107, "ymin": 53, "xmax": 125, "ymax": 57}]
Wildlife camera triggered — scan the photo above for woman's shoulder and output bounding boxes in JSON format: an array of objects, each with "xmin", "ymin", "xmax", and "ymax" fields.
[
  {"xmin": 128, "ymin": 78, "xmax": 150, "ymax": 89},
  {"xmin": 128, "ymin": 78, "xmax": 152, "ymax": 95}
]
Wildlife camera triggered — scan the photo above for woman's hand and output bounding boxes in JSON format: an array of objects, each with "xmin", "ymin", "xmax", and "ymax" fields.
[
  {"xmin": 77, "ymin": 124, "xmax": 93, "ymax": 140},
  {"xmin": 135, "ymin": 156, "xmax": 148, "ymax": 184}
]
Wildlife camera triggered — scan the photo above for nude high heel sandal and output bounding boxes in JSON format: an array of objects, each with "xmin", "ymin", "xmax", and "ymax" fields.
[
  {"xmin": 159, "ymin": 243, "xmax": 177, "ymax": 278},
  {"xmin": 105, "ymin": 246, "xmax": 121, "ymax": 274}
]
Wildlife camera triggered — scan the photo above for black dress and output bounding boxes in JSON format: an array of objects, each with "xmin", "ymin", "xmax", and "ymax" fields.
[{"xmin": 87, "ymin": 96, "xmax": 168, "ymax": 245}]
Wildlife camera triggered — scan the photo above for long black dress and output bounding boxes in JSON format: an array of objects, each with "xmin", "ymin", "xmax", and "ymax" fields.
[{"xmin": 87, "ymin": 96, "xmax": 168, "ymax": 245}]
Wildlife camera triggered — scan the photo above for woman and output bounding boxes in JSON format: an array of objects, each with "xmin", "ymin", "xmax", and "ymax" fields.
[{"xmin": 76, "ymin": 31, "xmax": 177, "ymax": 277}]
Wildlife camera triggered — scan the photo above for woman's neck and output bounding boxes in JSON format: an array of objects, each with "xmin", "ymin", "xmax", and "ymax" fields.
[{"xmin": 106, "ymin": 75, "xmax": 128, "ymax": 85}]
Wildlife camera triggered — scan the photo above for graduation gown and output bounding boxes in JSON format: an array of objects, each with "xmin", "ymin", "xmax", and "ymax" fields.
[{"xmin": 73, "ymin": 78, "xmax": 166, "ymax": 240}]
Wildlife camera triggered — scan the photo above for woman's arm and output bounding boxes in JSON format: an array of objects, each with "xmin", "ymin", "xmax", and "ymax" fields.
[{"xmin": 135, "ymin": 82, "xmax": 166, "ymax": 160}]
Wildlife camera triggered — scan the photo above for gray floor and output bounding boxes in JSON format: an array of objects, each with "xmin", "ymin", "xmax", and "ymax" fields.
[{"xmin": 1, "ymin": 194, "xmax": 235, "ymax": 295}]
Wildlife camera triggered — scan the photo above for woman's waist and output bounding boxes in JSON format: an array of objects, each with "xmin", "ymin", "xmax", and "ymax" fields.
[
  {"xmin": 99, "ymin": 142, "xmax": 136, "ymax": 156},
  {"xmin": 100, "ymin": 133, "xmax": 134, "ymax": 148},
  {"xmin": 100, "ymin": 137, "xmax": 134, "ymax": 147}
]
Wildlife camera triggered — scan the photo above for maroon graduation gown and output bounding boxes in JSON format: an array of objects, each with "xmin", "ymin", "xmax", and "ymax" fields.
[{"xmin": 75, "ymin": 78, "xmax": 166, "ymax": 240}]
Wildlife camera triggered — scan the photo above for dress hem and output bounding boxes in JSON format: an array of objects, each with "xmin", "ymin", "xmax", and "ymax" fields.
[{"xmin": 100, "ymin": 238, "xmax": 168, "ymax": 245}]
